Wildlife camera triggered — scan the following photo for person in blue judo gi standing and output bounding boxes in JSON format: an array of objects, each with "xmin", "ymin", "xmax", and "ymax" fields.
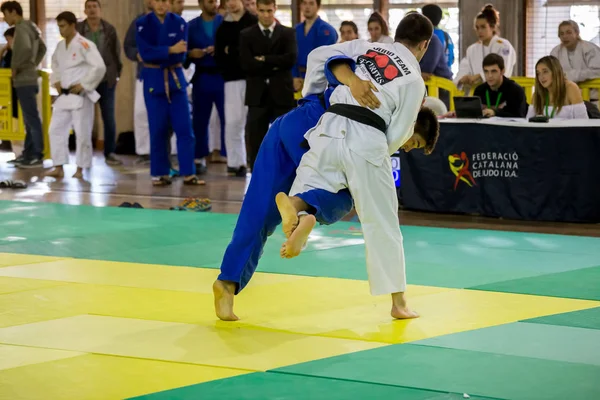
[{"xmin": 136, "ymin": 0, "xmax": 203, "ymax": 186}]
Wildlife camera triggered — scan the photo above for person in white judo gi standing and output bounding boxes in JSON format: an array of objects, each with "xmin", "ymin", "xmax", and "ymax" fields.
[
  {"xmin": 46, "ymin": 11, "xmax": 106, "ymax": 179},
  {"xmin": 276, "ymin": 12, "xmax": 439, "ymax": 320}
]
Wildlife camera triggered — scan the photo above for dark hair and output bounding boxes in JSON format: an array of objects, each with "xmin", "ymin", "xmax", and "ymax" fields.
[
  {"xmin": 3, "ymin": 27, "xmax": 15, "ymax": 37},
  {"xmin": 257, "ymin": 0, "xmax": 275, "ymax": 5},
  {"xmin": 415, "ymin": 107, "xmax": 440, "ymax": 155},
  {"xmin": 85, "ymin": 0, "xmax": 101, "ymax": 7},
  {"xmin": 476, "ymin": 4, "xmax": 499, "ymax": 34},
  {"xmin": 0, "ymin": 1, "xmax": 23, "ymax": 16},
  {"xmin": 421, "ymin": 4, "xmax": 443, "ymax": 27},
  {"xmin": 56, "ymin": 11, "xmax": 78, "ymax": 25},
  {"xmin": 482, "ymin": 53, "xmax": 505, "ymax": 70},
  {"xmin": 301, "ymin": 0, "xmax": 321, "ymax": 7},
  {"xmin": 368, "ymin": 12, "xmax": 389, "ymax": 37},
  {"xmin": 340, "ymin": 20, "xmax": 358, "ymax": 35},
  {"xmin": 394, "ymin": 12, "xmax": 433, "ymax": 47}
]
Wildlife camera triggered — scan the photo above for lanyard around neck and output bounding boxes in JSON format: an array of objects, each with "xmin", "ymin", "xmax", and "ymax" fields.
[
  {"xmin": 486, "ymin": 90, "xmax": 502, "ymax": 109},
  {"xmin": 545, "ymin": 93, "xmax": 556, "ymax": 118}
]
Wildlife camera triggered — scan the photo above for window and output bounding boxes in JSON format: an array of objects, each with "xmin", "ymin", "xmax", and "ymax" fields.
[
  {"xmin": 44, "ymin": 0, "xmax": 86, "ymax": 69},
  {"xmin": 526, "ymin": 0, "xmax": 600, "ymax": 76},
  {"xmin": 318, "ymin": 0, "xmax": 374, "ymax": 40},
  {"xmin": 388, "ymin": 0, "xmax": 460, "ymax": 75},
  {"xmin": 0, "ymin": 2, "xmax": 31, "ymax": 45}
]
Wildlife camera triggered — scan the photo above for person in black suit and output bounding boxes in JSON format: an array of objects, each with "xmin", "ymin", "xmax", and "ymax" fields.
[{"xmin": 239, "ymin": 0, "xmax": 297, "ymax": 170}]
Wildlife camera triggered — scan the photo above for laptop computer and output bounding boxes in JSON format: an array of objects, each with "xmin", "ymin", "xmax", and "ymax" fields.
[{"xmin": 454, "ymin": 96, "xmax": 484, "ymax": 118}]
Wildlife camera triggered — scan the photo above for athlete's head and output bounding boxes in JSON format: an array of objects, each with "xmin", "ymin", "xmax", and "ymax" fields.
[
  {"xmin": 394, "ymin": 12, "xmax": 433, "ymax": 61},
  {"xmin": 170, "ymin": 0, "xmax": 185, "ymax": 15},
  {"xmin": 401, "ymin": 107, "xmax": 439, "ymax": 155},
  {"xmin": 153, "ymin": 0, "xmax": 170, "ymax": 16},
  {"xmin": 56, "ymin": 11, "xmax": 78, "ymax": 40}
]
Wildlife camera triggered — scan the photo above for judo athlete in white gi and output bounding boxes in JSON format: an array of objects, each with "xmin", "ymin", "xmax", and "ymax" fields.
[
  {"xmin": 454, "ymin": 5, "xmax": 515, "ymax": 93},
  {"xmin": 46, "ymin": 11, "xmax": 106, "ymax": 179},
  {"xmin": 276, "ymin": 13, "xmax": 439, "ymax": 320},
  {"xmin": 551, "ymin": 20, "xmax": 600, "ymax": 102}
]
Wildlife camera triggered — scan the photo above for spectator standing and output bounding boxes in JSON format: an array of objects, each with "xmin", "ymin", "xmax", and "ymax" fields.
[
  {"xmin": 77, "ymin": 0, "xmax": 123, "ymax": 166},
  {"xmin": 1, "ymin": 0, "xmax": 46, "ymax": 168}
]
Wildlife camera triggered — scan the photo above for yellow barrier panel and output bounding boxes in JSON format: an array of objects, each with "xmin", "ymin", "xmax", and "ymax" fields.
[
  {"xmin": 425, "ymin": 76, "xmax": 464, "ymax": 111},
  {"xmin": 0, "ymin": 68, "xmax": 52, "ymax": 158},
  {"xmin": 578, "ymin": 78, "xmax": 600, "ymax": 104},
  {"xmin": 511, "ymin": 77, "xmax": 536, "ymax": 104}
]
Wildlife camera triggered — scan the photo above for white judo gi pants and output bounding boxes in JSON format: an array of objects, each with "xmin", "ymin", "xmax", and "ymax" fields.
[
  {"xmin": 224, "ymin": 80, "xmax": 247, "ymax": 168},
  {"xmin": 49, "ymin": 97, "xmax": 94, "ymax": 169},
  {"xmin": 134, "ymin": 79, "xmax": 150, "ymax": 156},
  {"xmin": 290, "ymin": 116, "xmax": 406, "ymax": 296}
]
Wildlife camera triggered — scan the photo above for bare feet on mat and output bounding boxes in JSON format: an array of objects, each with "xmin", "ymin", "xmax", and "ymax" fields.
[
  {"xmin": 44, "ymin": 168, "xmax": 64, "ymax": 178},
  {"xmin": 276, "ymin": 192, "xmax": 298, "ymax": 238},
  {"xmin": 280, "ymin": 214, "xmax": 316, "ymax": 258},
  {"xmin": 72, "ymin": 168, "xmax": 83, "ymax": 179},
  {"xmin": 213, "ymin": 280, "xmax": 239, "ymax": 321},
  {"xmin": 390, "ymin": 292, "xmax": 419, "ymax": 319}
]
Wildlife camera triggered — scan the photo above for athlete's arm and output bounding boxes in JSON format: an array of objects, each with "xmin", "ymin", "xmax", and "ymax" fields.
[
  {"xmin": 329, "ymin": 60, "xmax": 380, "ymax": 110},
  {"xmin": 302, "ymin": 39, "xmax": 370, "ymax": 97}
]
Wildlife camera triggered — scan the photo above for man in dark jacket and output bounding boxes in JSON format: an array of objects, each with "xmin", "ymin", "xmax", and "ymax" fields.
[
  {"xmin": 240, "ymin": 0, "xmax": 296, "ymax": 170},
  {"xmin": 474, "ymin": 54, "xmax": 528, "ymax": 118},
  {"xmin": 77, "ymin": 0, "xmax": 123, "ymax": 165}
]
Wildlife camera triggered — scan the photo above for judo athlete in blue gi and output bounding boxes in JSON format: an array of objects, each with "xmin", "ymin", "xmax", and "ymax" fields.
[
  {"xmin": 213, "ymin": 57, "xmax": 385, "ymax": 321},
  {"xmin": 292, "ymin": 0, "xmax": 338, "ymax": 93},
  {"xmin": 136, "ymin": 0, "xmax": 203, "ymax": 186},
  {"xmin": 185, "ymin": 0, "xmax": 226, "ymax": 172}
]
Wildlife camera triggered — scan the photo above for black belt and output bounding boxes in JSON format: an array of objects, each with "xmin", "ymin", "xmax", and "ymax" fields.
[
  {"xmin": 300, "ymin": 103, "xmax": 386, "ymax": 149},
  {"xmin": 326, "ymin": 103, "xmax": 386, "ymax": 133}
]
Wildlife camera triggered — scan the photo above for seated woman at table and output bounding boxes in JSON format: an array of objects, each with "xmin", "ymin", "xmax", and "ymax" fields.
[{"xmin": 526, "ymin": 55, "xmax": 588, "ymax": 120}]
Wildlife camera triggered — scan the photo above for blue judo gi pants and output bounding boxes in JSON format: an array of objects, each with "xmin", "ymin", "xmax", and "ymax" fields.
[
  {"xmin": 218, "ymin": 97, "xmax": 354, "ymax": 294},
  {"xmin": 144, "ymin": 79, "xmax": 196, "ymax": 177},
  {"xmin": 192, "ymin": 73, "xmax": 226, "ymax": 159}
]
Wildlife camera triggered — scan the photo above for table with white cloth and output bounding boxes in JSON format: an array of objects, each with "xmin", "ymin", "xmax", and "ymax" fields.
[{"xmin": 396, "ymin": 118, "xmax": 600, "ymax": 223}]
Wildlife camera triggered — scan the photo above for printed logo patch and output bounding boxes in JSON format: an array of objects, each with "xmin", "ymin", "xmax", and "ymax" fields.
[{"xmin": 356, "ymin": 48, "xmax": 410, "ymax": 85}]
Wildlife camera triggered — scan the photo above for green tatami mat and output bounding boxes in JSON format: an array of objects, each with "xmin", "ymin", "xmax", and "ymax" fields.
[
  {"xmin": 412, "ymin": 322, "xmax": 600, "ymax": 366},
  {"xmin": 523, "ymin": 307, "xmax": 600, "ymax": 330},
  {"xmin": 274, "ymin": 344, "xmax": 600, "ymax": 400},
  {"xmin": 128, "ymin": 371, "xmax": 454, "ymax": 400},
  {"xmin": 471, "ymin": 265, "xmax": 600, "ymax": 300}
]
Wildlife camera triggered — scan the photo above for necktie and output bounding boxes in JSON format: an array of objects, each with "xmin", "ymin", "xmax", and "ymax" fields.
[{"xmin": 263, "ymin": 29, "xmax": 270, "ymax": 39}]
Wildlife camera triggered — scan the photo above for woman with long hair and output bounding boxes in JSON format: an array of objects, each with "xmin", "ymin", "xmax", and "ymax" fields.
[
  {"xmin": 454, "ymin": 4, "xmax": 516, "ymax": 92},
  {"xmin": 526, "ymin": 55, "xmax": 588, "ymax": 120},
  {"xmin": 367, "ymin": 12, "xmax": 393, "ymax": 44}
]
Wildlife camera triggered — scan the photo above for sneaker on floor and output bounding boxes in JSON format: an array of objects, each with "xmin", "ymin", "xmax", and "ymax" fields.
[
  {"xmin": 195, "ymin": 164, "xmax": 207, "ymax": 175},
  {"xmin": 7, "ymin": 155, "xmax": 25, "ymax": 165},
  {"xmin": 235, "ymin": 166, "xmax": 247, "ymax": 177},
  {"xmin": 135, "ymin": 155, "xmax": 151, "ymax": 165},
  {"xmin": 17, "ymin": 158, "xmax": 43, "ymax": 169},
  {"xmin": 105, "ymin": 153, "xmax": 123, "ymax": 166}
]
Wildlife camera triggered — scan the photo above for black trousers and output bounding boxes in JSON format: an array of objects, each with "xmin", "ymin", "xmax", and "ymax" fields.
[{"xmin": 245, "ymin": 105, "xmax": 293, "ymax": 170}]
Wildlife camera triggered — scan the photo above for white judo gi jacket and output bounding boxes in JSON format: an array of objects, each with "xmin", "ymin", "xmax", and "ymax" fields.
[
  {"xmin": 295, "ymin": 39, "xmax": 426, "ymax": 296},
  {"xmin": 453, "ymin": 35, "xmax": 516, "ymax": 90},
  {"xmin": 49, "ymin": 33, "xmax": 106, "ymax": 169},
  {"xmin": 551, "ymin": 40, "xmax": 600, "ymax": 101}
]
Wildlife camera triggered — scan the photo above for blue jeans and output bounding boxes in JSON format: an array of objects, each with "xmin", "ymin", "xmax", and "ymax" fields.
[
  {"xmin": 96, "ymin": 81, "xmax": 117, "ymax": 157},
  {"xmin": 15, "ymin": 85, "xmax": 43, "ymax": 160}
]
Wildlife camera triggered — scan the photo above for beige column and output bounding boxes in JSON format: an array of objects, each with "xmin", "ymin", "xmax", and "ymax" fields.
[{"xmin": 97, "ymin": 0, "xmax": 146, "ymax": 142}]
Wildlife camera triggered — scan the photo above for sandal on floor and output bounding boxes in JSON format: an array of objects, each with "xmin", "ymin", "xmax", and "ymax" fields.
[
  {"xmin": 183, "ymin": 176, "xmax": 205, "ymax": 186},
  {"xmin": 152, "ymin": 176, "xmax": 172, "ymax": 186},
  {"xmin": 0, "ymin": 180, "xmax": 27, "ymax": 189}
]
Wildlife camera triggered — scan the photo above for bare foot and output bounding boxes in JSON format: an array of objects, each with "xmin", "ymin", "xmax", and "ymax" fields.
[
  {"xmin": 44, "ymin": 168, "xmax": 64, "ymax": 178},
  {"xmin": 390, "ymin": 292, "xmax": 419, "ymax": 319},
  {"xmin": 276, "ymin": 192, "xmax": 298, "ymax": 238},
  {"xmin": 281, "ymin": 214, "xmax": 316, "ymax": 258},
  {"xmin": 213, "ymin": 280, "xmax": 239, "ymax": 321},
  {"xmin": 72, "ymin": 169, "xmax": 83, "ymax": 179}
]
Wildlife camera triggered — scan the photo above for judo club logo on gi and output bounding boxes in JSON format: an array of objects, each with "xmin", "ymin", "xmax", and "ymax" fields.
[
  {"xmin": 448, "ymin": 151, "xmax": 519, "ymax": 190},
  {"xmin": 357, "ymin": 48, "xmax": 411, "ymax": 85}
]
